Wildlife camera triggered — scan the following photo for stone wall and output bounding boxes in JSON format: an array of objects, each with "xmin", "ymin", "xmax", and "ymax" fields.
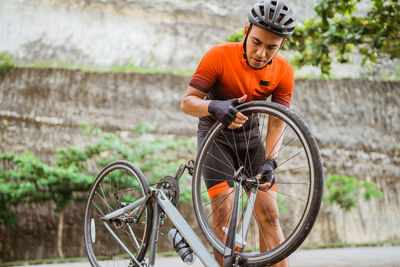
[
  {"xmin": 0, "ymin": 0, "xmax": 251, "ymax": 71},
  {"xmin": 0, "ymin": 68, "xmax": 399, "ymax": 261},
  {"xmin": 1, "ymin": 0, "xmax": 398, "ymax": 78}
]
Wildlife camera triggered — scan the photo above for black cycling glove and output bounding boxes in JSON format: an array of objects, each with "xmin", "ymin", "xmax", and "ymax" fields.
[
  {"xmin": 208, "ymin": 98, "xmax": 240, "ymax": 127},
  {"xmin": 258, "ymin": 158, "xmax": 277, "ymax": 188}
]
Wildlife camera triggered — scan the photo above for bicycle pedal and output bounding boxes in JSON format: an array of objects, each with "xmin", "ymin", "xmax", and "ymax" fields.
[{"xmin": 128, "ymin": 259, "xmax": 147, "ymax": 267}]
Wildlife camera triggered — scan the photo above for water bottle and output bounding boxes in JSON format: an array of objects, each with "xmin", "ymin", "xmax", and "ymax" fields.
[{"xmin": 168, "ymin": 227, "xmax": 196, "ymax": 264}]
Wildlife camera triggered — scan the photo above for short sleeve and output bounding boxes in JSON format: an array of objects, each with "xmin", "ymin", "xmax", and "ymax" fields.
[
  {"xmin": 271, "ymin": 63, "xmax": 294, "ymax": 107},
  {"xmin": 189, "ymin": 45, "xmax": 223, "ymax": 93}
]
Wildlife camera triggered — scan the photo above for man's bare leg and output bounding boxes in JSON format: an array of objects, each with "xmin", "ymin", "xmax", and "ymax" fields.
[
  {"xmin": 254, "ymin": 187, "xmax": 288, "ymax": 267},
  {"xmin": 209, "ymin": 186, "xmax": 287, "ymax": 266},
  {"xmin": 210, "ymin": 188, "xmax": 234, "ymax": 266}
]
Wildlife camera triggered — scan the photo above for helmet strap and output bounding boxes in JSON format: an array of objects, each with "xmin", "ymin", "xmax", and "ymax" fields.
[{"xmin": 242, "ymin": 24, "xmax": 252, "ymax": 60}]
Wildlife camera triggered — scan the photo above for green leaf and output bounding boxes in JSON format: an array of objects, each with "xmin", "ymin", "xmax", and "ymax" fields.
[
  {"xmin": 324, "ymin": 174, "xmax": 383, "ymax": 212},
  {"xmin": 226, "ymin": 0, "xmax": 400, "ymax": 76},
  {"xmin": 0, "ymin": 123, "xmax": 196, "ymax": 227}
]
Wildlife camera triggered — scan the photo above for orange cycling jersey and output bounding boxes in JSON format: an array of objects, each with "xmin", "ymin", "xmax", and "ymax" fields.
[
  {"xmin": 190, "ymin": 42, "xmax": 294, "ymax": 133},
  {"xmin": 192, "ymin": 42, "xmax": 290, "ymax": 193},
  {"xmin": 190, "ymin": 42, "xmax": 294, "ymax": 107}
]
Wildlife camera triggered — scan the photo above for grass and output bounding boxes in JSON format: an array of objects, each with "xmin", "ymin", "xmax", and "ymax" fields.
[
  {"xmin": 1, "ymin": 50, "xmax": 399, "ymax": 80},
  {"xmin": 172, "ymin": 68, "xmax": 195, "ymax": 76},
  {"xmin": 108, "ymin": 62, "xmax": 165, "ymax": 74},
  {"xmin": 301, "ymin": 240, "xmax": 400, "ymax": 250},
  {"xmin": 0, "ymin": 51, "xmax": 18, "ymax": 75},
  {"xmin": 381, "ymin": 64, "xmax": 400, "ymax": 82},
  {"xmin": 27, "ymin": 59, "xmax": 172, "ymax": 75},
  {"xmin": 30, "ymin": 61, "xmax": 52, "ymax": 68},
  {"xmin": 26, "ymin": 59, "xmax": 195, "ymax": 76}
]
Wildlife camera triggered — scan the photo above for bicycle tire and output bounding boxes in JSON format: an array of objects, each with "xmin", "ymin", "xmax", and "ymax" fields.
[
  {"xmin": 84, "ymin": 160, "xmax": 153, "ymax": 267},
  {"xmin": 192, "ymin": 101, "xmax": 323, "ymax": 266}
]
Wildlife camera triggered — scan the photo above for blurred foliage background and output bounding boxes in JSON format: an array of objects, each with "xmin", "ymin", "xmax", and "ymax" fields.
[{"xmin": 227, "ymin": 0, "xmax": 400, "ymax": 76}]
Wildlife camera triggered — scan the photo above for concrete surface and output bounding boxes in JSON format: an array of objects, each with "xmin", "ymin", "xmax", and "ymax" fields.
[{"xmin": 14, "ymin": 246, "xmax": 400, "ymax": 267}]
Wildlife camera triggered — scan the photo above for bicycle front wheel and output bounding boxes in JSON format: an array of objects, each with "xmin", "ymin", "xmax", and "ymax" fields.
[
  {"xmin": 192, "ymin": 101, "xmax": 323, "ymax": 266},
  {"xmin": 84, "ymin": 160, "xmax": 153, "ymax": 267}
]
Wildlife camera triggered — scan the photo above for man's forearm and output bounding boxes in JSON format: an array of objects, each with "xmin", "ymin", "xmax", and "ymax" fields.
[{"xmin": 181, "ymin": 95, "xmax": 211, "ymax": 117}]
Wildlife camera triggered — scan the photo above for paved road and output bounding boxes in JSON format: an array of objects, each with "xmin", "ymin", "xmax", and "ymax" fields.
[{"xmin": 15, "ymin": 246, "xmax": 400, "ymax": 267}]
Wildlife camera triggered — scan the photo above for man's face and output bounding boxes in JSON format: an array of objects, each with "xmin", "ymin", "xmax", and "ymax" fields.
[{"xmin": 245, "ymin": 25, "xmax": 285, "ymax": 69}]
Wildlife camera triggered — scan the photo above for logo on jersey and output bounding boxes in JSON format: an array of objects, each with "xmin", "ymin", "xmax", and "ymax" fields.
[{"xmin": 260, "ymin": 80, "xmax": 270, "ymax": 86}]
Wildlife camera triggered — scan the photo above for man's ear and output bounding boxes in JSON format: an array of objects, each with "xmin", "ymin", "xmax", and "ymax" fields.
[
  {"xmin": 281, "ymin": 38, "xmax": 287, "ymax": 47},
  {"xmin": 244, "ymin": 25, "xmax": 249, "ymax": 35}
]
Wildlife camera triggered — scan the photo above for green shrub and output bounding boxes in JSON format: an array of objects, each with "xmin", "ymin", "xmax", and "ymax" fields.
[
  {"xmin": 227, "ymin": 0, "xmax": 400, "ymax": 76},
  {"xmin": 0, "ymin": 51, "xmax": 17, "ymax": 75},
  {"xmin": 0, "ymin": 123, "xmax": 195, "ymax": 228},
  {"xmin": 324, "ymin": 174, "xmax": 383, "ymax": 212}
]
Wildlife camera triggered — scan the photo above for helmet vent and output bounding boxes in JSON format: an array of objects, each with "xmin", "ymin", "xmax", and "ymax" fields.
[
  {"xmin": 260, "ymin": 6, "xmax": 265, "ymax": 16},
  {"xmin": 284, "ymin": 18, "xmax": 293, "ymax": 26},
  {"xmin": 277, "ymin": 14, "xmax": 284, "ymax": 23},
  {"xmin": 248, "ymin": 0, "xmax": 296, "ymax": 37},
  {"xmin": 251, "ymin": 9, "xmax": 257, "ymax": 18},
  {"xmin": 269, "ymin": 10, "xmax": 274, "ymax": 20}
]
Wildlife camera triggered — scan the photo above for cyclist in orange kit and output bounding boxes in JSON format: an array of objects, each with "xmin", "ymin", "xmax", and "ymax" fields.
[{"xmin": 181, "ymin": 1, "xmax": 296, "ymax": 266}]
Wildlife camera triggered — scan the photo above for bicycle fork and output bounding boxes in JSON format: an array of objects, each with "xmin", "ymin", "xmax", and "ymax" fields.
[{"xmin": 223, "ymin": 166, "xmax": 258, "ymax": 267}]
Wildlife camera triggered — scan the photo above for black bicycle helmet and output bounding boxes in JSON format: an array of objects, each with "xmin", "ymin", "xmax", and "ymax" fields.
[{"xmin": 249, "ymin": 0, "xmax": 296, "ymax": 37}]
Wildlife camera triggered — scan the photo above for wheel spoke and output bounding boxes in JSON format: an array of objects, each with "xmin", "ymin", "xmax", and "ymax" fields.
[
  {"xmin": 202, "ymin": 164, "xmax": 235, "ymax": 178},
  {"xmin": 277, "ymin": 149, "xmax": 305, "ymax": 168},
  {"xmin": 85, "ymin": 163, "xmax": 152, "ymax": 266},
  {"xmin": 193, "ymin": 102, "xmax": 323, "ymax": 266},
  {"xmin": 275, "ymin": 165, "xmax": 308, "ymax": 175}
]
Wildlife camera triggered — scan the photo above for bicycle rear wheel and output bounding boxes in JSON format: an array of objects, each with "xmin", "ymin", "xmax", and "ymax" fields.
[
  {"xmin": 192, "ymin": 101, "xmax": 323, "ymax": 266},
  {"xmin": 84, "ymin": 160, "xmax": 153, "ymax": 267}
]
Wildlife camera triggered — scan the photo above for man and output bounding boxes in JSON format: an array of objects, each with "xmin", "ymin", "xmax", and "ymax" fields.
[{"xmin": 181, "ymin": 1, "xmax": 296, "ymax": 266}]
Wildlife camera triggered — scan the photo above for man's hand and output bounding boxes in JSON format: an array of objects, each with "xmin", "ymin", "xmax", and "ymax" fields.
[
  {"xmin": 256, "ymin": 158, "xmax": 277, "ymax": 190},
  {"xmin": 208, "ymin": 95, "xmax": 248, "ymax": 129}
]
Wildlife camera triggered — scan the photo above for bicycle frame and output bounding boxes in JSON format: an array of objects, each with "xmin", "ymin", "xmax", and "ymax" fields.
[
  {"xmin": 88, "ymin": 101, "xmax": 324, "ymax": 267},
  {"xmin": 100, "ymin": 187, "xmax": 218, "ymax": 266},
  {"xmin": 98, "ymin": 162, "xmax": 259, "ymax": 267},
  {"xmin": 100, "ymin": 185, "xmax": 258, "ymax": 266}
]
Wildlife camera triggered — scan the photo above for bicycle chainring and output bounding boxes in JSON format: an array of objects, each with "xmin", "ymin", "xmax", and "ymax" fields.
[{"xmin": 156, "ymin": 176, "xmax": 180, "ymax": 206}]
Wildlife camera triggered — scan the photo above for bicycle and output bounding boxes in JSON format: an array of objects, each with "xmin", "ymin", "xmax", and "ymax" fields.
[{"xmin": 84, "ymin": 101, "xmax": 324, "ymax": 266}]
